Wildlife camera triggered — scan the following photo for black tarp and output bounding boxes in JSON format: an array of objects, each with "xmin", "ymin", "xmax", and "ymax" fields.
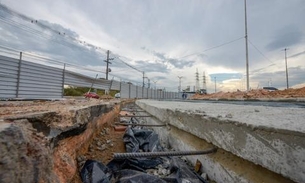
[{"xmin": 81, "ymin": 127, "xmax": 209, "ymax": 183}]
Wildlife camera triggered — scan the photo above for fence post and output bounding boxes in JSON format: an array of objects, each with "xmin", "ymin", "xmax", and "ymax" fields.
[
  {"xmin": 156, "ymin": 90, "xmax": 157, "ymax": 99},
  {"xmin": 147, "ymin": 88, "xmax": 149, "ymax": 99},
  {"xmin": 129, "ymin": 84, "xmax": 131, "ymax": 99},
  {"xmin": 142, "ymin": 87, "xmax": 144, "ymax": 99},
  {"xmin": 16, "ymin": 52, "xmax": 22, "ymax": 98},
  {"xmin": 61, "ymin": 64, "xmax": 66, "ymax": 98},
  {"xmin": 136, "ymin": 85, "xmax": 138, "ymax": 98},
  {"xmin": 119, "ymin": 80, "xmax": 122, "ymax": 93}
]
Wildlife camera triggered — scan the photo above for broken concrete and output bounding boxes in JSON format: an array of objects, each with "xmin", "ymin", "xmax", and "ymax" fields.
[
  {"xmin": 136, "ymin": 99, "xmax": 305, "ymax": 183},
  {"xmin": 0, "ymin": 101, "xmax": 123, "ymax": 183}
]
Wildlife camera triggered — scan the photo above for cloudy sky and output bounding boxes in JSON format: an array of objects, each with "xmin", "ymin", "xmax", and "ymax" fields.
[{"xmin": 0, "ymin": 0, "xmax": 304, "ymax": 92}]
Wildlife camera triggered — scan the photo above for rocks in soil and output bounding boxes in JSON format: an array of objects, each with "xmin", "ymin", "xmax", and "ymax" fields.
[
  {"xmin": 96, "ymin": 141, "xmax": 102, "ymax": 146},
  {"xmin": 97, "ymin": 144, "xmax": 107, "ymax": 151},
  {"xmin": 77, "ymin": 155, "xmax": 87, "ymax": 168}
]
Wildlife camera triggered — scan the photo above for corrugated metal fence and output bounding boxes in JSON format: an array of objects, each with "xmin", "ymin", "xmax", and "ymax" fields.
[{"xmin": 0, "ymin": 54, "xmax": 180, "ymax": 99}]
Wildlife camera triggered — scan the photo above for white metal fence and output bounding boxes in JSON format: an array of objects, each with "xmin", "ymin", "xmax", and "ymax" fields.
[{"xmin": 0, "ymin": 53, "xmax": 180, "ymax": 100}]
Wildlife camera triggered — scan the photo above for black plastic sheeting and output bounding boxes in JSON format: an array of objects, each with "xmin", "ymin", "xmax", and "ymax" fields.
[{"xmin": 81, "ymin": 127, "xmax": 209, "ymax": 183}]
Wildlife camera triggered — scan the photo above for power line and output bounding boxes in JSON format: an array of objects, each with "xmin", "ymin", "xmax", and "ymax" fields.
[
  {"xmin": 177, "ymin": 36, "xmax": 244, "ymax": 59},
  {"xmin": 114, "ymin": 57, "xmax": 142, "ymax": 74},
  {"xmin": 0, "ymin": 16, "xmax": 80, "ymax": 50},
  {"xmin": 0, "ymin": 4, "xmax": 153, "ymax": 84},
  {"xmin": 0, "ymin": 4, "xmax": 109, "ymax": 60},
  {"xmin": 248, "ymin": 39, "xmax": 274, "ymax": 64}
]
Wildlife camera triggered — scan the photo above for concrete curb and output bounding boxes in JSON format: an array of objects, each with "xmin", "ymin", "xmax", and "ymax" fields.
[{"xmin": 136, "ymin": 99, "xmax": 305, "ymax": 183}]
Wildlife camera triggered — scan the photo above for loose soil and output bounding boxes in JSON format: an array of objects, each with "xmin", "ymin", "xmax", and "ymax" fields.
[
  {"xmin": 0, "ymin": 98, "xmax": 128, "ymax": 183},
  {"xmin": 71, "ymin": 119, "xmax": 126, "ymax": 183},
  {"xmin": 191, "ymin": 87, "xmax": 305, "ymax": 100}
]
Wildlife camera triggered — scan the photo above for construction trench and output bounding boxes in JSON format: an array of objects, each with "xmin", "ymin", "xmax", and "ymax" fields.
[{"xmin": 0, "ymin": 99, "xmax": 304, "ymax": 183}]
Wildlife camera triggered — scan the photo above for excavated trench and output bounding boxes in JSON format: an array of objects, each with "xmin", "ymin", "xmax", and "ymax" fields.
[
  {"xmin": 0, "ymin": 99, "xmax": 300, "ymax": 183},
  {"xmin": 0, "ymin": 100, "xmax": 128, "ymax": 183}
]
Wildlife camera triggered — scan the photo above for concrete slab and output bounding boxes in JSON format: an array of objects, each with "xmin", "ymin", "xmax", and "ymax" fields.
[{"xmin": 136, "ymin": 99, "xmax": 305, "ymax": 183}]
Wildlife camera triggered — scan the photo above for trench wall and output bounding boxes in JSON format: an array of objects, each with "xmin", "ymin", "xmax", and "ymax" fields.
[{"xmin": 0, "ymin": 101, "xmax": 122, "ymax": 183}]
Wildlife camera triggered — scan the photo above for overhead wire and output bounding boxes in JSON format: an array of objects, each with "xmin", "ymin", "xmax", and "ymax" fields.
[
  {"xmin": 1, "ymin": 4, "xmax": 263, "ymax": 89},
  {"xmin": 248, "ymin": 39, "xmax": 274, "ymax": 64},
  {"xmin": 0, "ymin": 44, "xmax": 147, "ymax": 85},
  {"xmin": 0, "ymin": 4, "xmax": 151, "ymax": 86},
  {"xmin": 177, "ymin": 36, "xmax": 244, "ymax": 59},
  {"xmin": 0, "ymin": 15, "xmax": 80, "ymax": 50},
  {"xmin": 0, "ymin": 19, "xmax": 105, "ymax": 67},
  {"xmin": 113, "ymin": 57, "xmax": 143, "ymax": 74},
  {"xmin": 1, "ymin": 4, "xmax": 146, "ymax": 79},
  {"xmin": 0, "ymin": 4, "xmax": 107, "ymax": 53}
]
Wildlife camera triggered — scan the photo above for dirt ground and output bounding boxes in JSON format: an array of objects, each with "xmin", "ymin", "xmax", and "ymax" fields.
[
  {"xmin": 0, "ymin": 98, "xmax": 117, "ymax": 117},
  {"xmin": 0, "ymin": 98, "xmax": 120, "ymax": 126},
  {"xmin": 191, "ymin": 87, "xmax": 305, "ymax": 100},
  {"xmin": 0, "ymin": 98, "xmax": 129, "ymax": 183},
  {"xmin": 71, "ymin": 118, "xmax": 127, "ymax": 183}
]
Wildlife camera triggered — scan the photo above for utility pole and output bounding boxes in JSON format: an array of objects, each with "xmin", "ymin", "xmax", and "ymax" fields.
[
  {"xmin": 142, "ymin": 72, "xmax": 145, "ymax": 87},
  {"xmin": 178, "ymin": 76, "xmax": 183, "ymax": 92},
  {"xmin": 244, "ymin": 0, "xmax": 250, "ymax": 91},
  {"xmin": 104, "ymin": 50, "xmax": 114, "ymax": 80},
  {"xmin": 284, "ymin": 48, "xmax": 289, "ymax": 89},
  {"xmin": 214, "ymin": 77, "xmax": 216, "ymax": 93},
  {"xmin": 148, "ymin": 79, "xmax": 150, "ymax": 88},
  {"xmin": 202, "ymin": 72, "xmax": 206, "ymax": 89},
  {"xmin": 195, "ymin": 69, "xmax": 199, "ymax": 92}
]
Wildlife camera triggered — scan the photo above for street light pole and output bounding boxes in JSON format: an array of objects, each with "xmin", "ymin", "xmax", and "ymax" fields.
[
  {"xmin": 178, "ymin": 76, "xmax": 183, "ymax": 92},
  {"xmin": 284, "ymin": 48, "xmax": 289, "ymax": 89},
  {"xmin": 244, "ymin": 0, "xmax": 250, "ymax": 91}
]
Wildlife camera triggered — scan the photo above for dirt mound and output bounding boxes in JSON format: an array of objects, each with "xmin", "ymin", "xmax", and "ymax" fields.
[
  {"xmin": 99, "ymin": 94, "xmax": 114, "ymax": 99},
  {"xmin": 191, "ymin": 87, "xmax": 305, "ymax": 100}
]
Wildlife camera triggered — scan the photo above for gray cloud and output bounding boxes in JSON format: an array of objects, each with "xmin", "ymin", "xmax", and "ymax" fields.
[
  {"xmin": 266, "ymin": 25, "xmax": 304, "ymax": 51},
  {"xmin": 167, "ymin": 58, "xmax": 195, "ymax": 69},
  {"xmin": 251, "ymin": 66, "xmax": 305, "ymax": 89},
  {"xmin": 289, "ymin": 50, "xmax": 305, "ymax": 58},
  {"xmin": 1, "ymin": 1, "xmax": 305, "ymax": 91},
  {"xmin": 150, "ymin": 50, "xmax": 196, "ymax": 69},
  {"xmin": 134, "ymin": 60, "xmax": 169, "ymax": 73}
]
